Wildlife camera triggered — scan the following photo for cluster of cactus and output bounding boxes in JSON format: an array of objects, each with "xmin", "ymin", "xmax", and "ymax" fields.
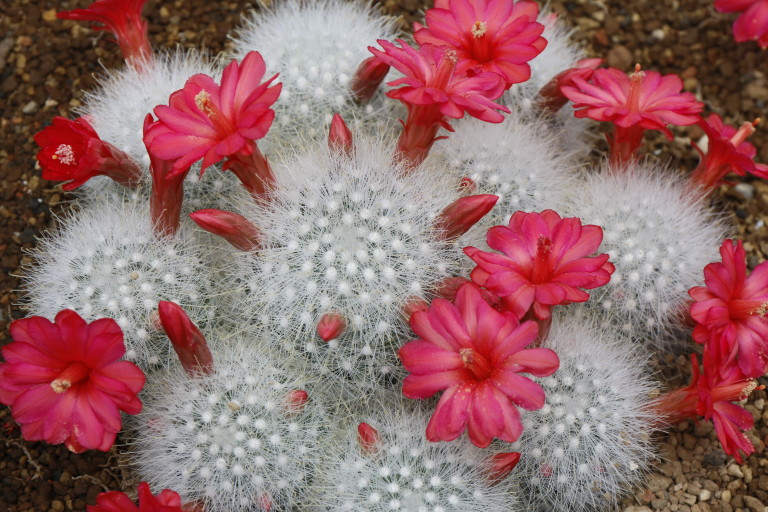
[{"xmin": 8, "ymin": 0, "xmax": 767, "ymax": 511}]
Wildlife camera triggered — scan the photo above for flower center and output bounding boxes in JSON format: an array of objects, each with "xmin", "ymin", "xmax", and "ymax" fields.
[
  {"xmin": 194, "ymin": 89, "xmax": 235, "ymax": 135},
  {"xmin": 50, "ymin": 361, "xmax": 90, "ymax": 393},
  {"xmin": 52, "ymin": 144, "xmax": 77, "ymax": 166},
  {"xmin": 434, "ymin": 49, "xmax": 458, "ymax": 90},
  {"xmin": 530, "ymin": 235, "xmax": 553, "ymax": 284},
  {"xmin": 460, "ymin": 347, "xmax": 492, "ymax": 380},
  {"xmin": 470, "ymin": 20, "xmax": 492, "ymax": 63},
  {"xmin": 626, "ymin": 63, "xmax": 645, "ymax": 113},
  {"xmin": 729, "ymin": 119, "xmax": 759, "ymax": 148},
  {"xmin": 728, "ymin": 299, "xmax": 768, "ymax": 319}
]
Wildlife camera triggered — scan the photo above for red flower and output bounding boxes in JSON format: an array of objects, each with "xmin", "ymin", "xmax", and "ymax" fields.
[
  {"xmin": 34, "ymin": 116, "xmax": 141, "ymax": 191},
  {"xmin": 57, "ymin": 0, "xmax": 152, "ymax": 65},
  {"xmin": 561, "ymin": 64, "xmax": 703, "ymax": 164},
  {"xmin": 690, "ymin": 114, "xmax": 768, "ymax": 191},
  {"xmin": 0, "ymin": 310, "xmax": 145, "ymax": 453},
  {"xmin": 464, "ymin": 210, "xmax": 614, "ymax": 321},
  {"xmin": 715, "ymin": 0, "xmax": 768, "ymax": 49},
  {"xmin": 369, "ymin": 39, "xmax": 508, "ymax": 167},
  {"xmin": 88, "ymin": 482, "xmax": 184, "ymax": 512},
  {"xmin": 399, "ymin": 283, "xmax": 559, "ymax": 447},
  {"xmin": 689, "ymin": 239, "xmax": 768, "ymax": 378},
  {"xmin": 414, "ymin": 0, "xmax": 547, "ymax": 87},
  {"xmin": 145, "ymin": 51, "xmax": 281, "ymax": 183}
]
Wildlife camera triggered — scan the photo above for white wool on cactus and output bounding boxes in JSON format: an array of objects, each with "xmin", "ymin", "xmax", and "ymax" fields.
[
  {"xmin": 129, "ymin": 343, "xmax": 327, "ymax": 511},
  {"xmin": 226, "ymin": 133, "xmax": 469, "ymax": 395},
  {"xmin": 22, "ymin": 200, "xmax": 213, "ymax": 371},
  {"xmin": 228, "ymin": 0, "xmax": 400, "ymax": 152},
  {"xmin": 564, "ymin": 163, "xmax": 728, "ymax": 345},
  {"xmin": 511, "ymin": 314, "xmax": 657, "ymax": 512},
  {"xmin": 309, "ymin": 402, "xmax": 521, "ymax": 512},
  {"xmin": 433, "ymin": 112, "xmax": 576, "ymax": 231}
]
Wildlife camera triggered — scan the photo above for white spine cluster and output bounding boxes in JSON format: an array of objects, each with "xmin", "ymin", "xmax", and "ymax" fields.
[
  {"xmin": 130, "ymin": 343, "xmax": 326, "ymax": 511},
  {"xmin": 228, "ymin": 0, "xmax": 399, "ymax": 152},
  {"xmin": 512, "ymin": 314, "xmax": 657, "ymax": 512},
  {"xmin": 433, "ymin": 112, "xmax": 576, "ymax": 231},
  {"xmin": 564, "ymin": 163, "xmax": 728, "ymax": 344},
  {"xmin": 309, "ymin": 403, "xmax": 519, "ymax": 512},
  {"xmin": 79, "ymin": 49, "xmax": 222, "ymax": 168},
  {"xmin": 23, "ymin": 200, "xmax": 212, "ymax": 370},
  {"xmin": 228, "ymin": 134, "xmax": 466, "ymax": 393}
]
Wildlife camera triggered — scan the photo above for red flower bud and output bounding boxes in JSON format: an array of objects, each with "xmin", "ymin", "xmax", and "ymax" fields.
[
  {"xmin": 189, "ymin": 209, "xmax": 263, "ymax": 252},
  {"xmin": 157, "ymin": 301, "xmax": 214, "ymax": 377},
  {"xmin": 328, "ymin": 113, "xmax": 353, "ymax": 157},
  {"xmin": 357, "ymin": 422, "xmax": 380, "ymax": 455},
  {"xmin": 317, "ymin": 312, "xmax": 347, "ymax": 342},
  {"xmin": 434, "ymin": 194, "xmax": 498, "ymax": 240},
  {"xmin": 285, "ymin": 390, "xmax": 309, "ymax": 413},
  {"xmin": 350, "ymin": 56, "xmax": 390, "ymax": 103},
  {"xmin": 486, "ymin": 452, "xmax": 521, "ymax": 485}
]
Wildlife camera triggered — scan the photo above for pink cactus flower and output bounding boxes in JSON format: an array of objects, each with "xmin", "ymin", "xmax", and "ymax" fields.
[
  {"xmin": 145, "ymin": 51, "xmax": 281, "ymax": 193},
  {"xmin": 689, "ymin": 239, "xmax": 768, "ymax": 378},
  {"xmin": 369, "ymin": 39, "xmax": 509, "ymax": 168},
  {"xmin": 561, "ymin": 64, "xmax": 703, "ymax": 165},
  {"xmin": 0, "ymin": 310, "xmax": 145, "ymax": 453},
  {"xmin": 653, "ymin": 351, "xmax": 759, "ymax": 463},
  {"xmin": 57, "ymin": 0, "xmax": 152, "ymax": 66},
  {"xmin": 88, "ymin": 482, "xmax": 186, "ymax": 512},
  {"xmin": 464, "ymin": 210, "xmax": 614, "ymax": 322},
  {"xmin": 715, "ymin": 0, "xmax": 768, "ymax": 49},
  {"xmin": 690, "ymin": 114, "xmax": 768, "ymax": 192},
  {"xmin": 34, "ymin": 116, "xmax": 141, "ymax": 191},
  {"xmin": 399, "ymin": 283, "xmax": 559, "ymax": 447},
  {"xmin": 413, "ymin": 0, "xmax": 547, "ymax": 87}
]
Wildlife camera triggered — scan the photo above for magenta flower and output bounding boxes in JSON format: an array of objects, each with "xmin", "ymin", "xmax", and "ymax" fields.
[
  {"xmin": 690, "ymin": 114, "xmax": 768, "ymax": 192},
  {"xmin": 57, "ymin": 0, "xmax": 152, "ymax": 65},
  {"xmin": 413, "ymin": 0, "xmax": 547, "ymax": 87},
  {"xmin": 145, "ymin": 51, "xmax": 281, "ymax": 188},
  {"xmin": 0, "ymin": 310, "xmax": 145, "ymax": 453},
  {"xmin": 369, "ymin": 39, "xmax": 508, "ymax": 168},
  {"xmin": 689, "ymin": 239, "xmax": 768, "ymax": 378},
  {"xmin": 465, "ymin": 210, "xmax": 614, "ymax": 321},
  {"xmin": 561, "ymin": 64, "xmax": 703, "ymax": 164},
  {"xmin": 399, "ymin": 283, "xmax": 559, "ymax": 447},
  {"xmin": 34, "ymin": 116, "xmax": 141, "ymax": 191},
  {"xmin": 715, "ymin": 0, "xmax": 768, "ymax": 49},
  {"xmin": 88, "ymin": 482, "xmax": 186, "ymax": 512}
]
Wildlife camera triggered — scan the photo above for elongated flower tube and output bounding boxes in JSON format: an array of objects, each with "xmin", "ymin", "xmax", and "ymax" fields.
[
  {"xmin": 414, "ymin": 0, "xmax": 547, "ymax": 88},
  {"xmin": 88, "ymin": 482, "xmax": 185, "ymax": 512},
  {"xmin": 57, "ymin": 0, "xmax": 152, "ymax": 67},
  {"xmin": 653, "ymin": 351, "xmax": 759, "ymax": 463},
  {"xmin": 145, "ymin": 51, "xmax": 281, "ymax": 199},
  {"xmin": 715, "ymin": 0, "xmax": 768, "ymax": 49},
  {"xmin": 399, "ymin": 282, "xmax": 559, "ymax": 447},
  {"xmin": 465, "ymin": 210, "xmax": 614, "ymax": 324},
  {"xmin": 34, "ymin": 116, "xmax": 141, "ymax": 191},
  {"xmin": 561, "ymin": 64, "xmax": 703, "ymax": 165},
  {"xmin": 369, "ymin": 39, "xmax": 508, "ymax": 169},
  {"xmin": 0, "ymin": 310, "xmax": 145, "ymax": 453},
  {"xmin": 690, "ymin": 114, "xmax": 768, "ymax": 192},
  {"xmin": 689, "ymin": 239, "xmax": 768, "ymax": 378},
  {"xmin": 143, "ymin": 114, "xmax": 186, "ymax": 238}
]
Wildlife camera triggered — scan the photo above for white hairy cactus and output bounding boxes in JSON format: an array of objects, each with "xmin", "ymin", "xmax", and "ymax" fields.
[
  {"xmin": 79, "ymin": 49, "xmax": 221, "ymax": 168},
  {"xmin": 309, "ymin": 402, "xmax": 520, "ymax": 511},
  {"xmin": 564, "ymin": 163, "xmax": 728, "ymax": 344},
  {"xmin": 229, "ymin": 0, "xmax": 399, "ymax": 152},
  {"xmin": 433, "ymin": 112, "xmax": 576, "ymax": 231},
  {"xmin": 228, "ymin": 133, "xmax": 469, "ymax": 394},
  {"xmin": 23, "ymin": 200, "xmax": 212, "ymax": 370},
  {"xmin": 512, "ymin": 314, "xmax": 657, "ymax": 512},
  {"xmin": 130, "ymin": 343, "xmax": 327, "ymax": 511}
]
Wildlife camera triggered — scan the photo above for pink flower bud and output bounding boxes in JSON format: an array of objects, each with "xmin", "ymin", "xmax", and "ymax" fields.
[
  {"xmin": 434, "ymin": 194, "xmax": 498, "ymax": 240},
  {"xmin": 285, "ymin": 390, "xmax": 309, "ymax": 413},
  {"xmin": 357, "ymin": 422, "xmax": 380, "ymax": 455},
  {"xmin": 328, "ymin": 113, "xmax": 353, "ymax": 157},
  {"xmin": 350, "ymin": 56, "xmax": 390, "ymax": 103},
  {"xmin": 157, "ymin": 301, "xmax": 214, "ymax": 377},
  {"xmin": 317, "ymin": 312, "xmax": 347, "ymax": 342},
  {"xmin": 189, "ymin": 209, "xmax": 262, "ymax": 252},
  {"xmin": 258, "ymin": 493, "xmax": 273, "ymax": 511},
  {"xmin": 486, "ymin": 452, "xmax": 521, "ymax": 485},
  {"xmin": 403, "ymin": 297, "xmax": 429, "ymax": 320},
  {"xmin": 458, "ymin": 176, "xmax": 477, "ymax": 194}
]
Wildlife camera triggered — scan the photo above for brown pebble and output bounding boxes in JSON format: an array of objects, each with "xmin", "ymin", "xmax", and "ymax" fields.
[{"xmin": 606, "ymin": 45, "xmax": 634, "ymax": 70}]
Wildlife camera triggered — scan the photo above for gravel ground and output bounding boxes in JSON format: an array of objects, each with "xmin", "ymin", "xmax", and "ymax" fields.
[{"xmin": 1, "ymin": 0, "xmax": 767, "ymax": 511}]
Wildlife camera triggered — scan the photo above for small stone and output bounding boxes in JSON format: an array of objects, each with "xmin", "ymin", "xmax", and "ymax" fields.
[
  {"xmin": 651, "ymin": 28, "xmax": 665, "ymax": 40},
  {"xmin": 647, "ymin": 474, "xmax": 673, "ymax": 493},
  {"xmin": 683, "ymin": 493, "xmax": 697, "ymax": 505},
  {"xmin": 606, "ymin": 45, "xmax": 634, "ymax": 70},
  {"xmin": 722, "ymin": 489, "xmax": 732, "ymax": 503},
  {"xmin": 42, "ymin": 8, "xmax": 58, "ymax": 21},
  {"xmin": 21, "ymin": 101, "xmax": 38, "ymax": 114},
  {"xmin": 735, "ymin": 182, "xmax": 755, "ymax": 199},
  {"xmin": 51, "ymin": 500, "xmax": 65, "ymax": 511},
  {"xmin": 742, "ymin": 495, "xmax": 765, "ymax": 512},
  {"xmin": 754, "ymin": 398, "xmax": 765, "ymax": 410},
  {"xmin": 699, "ymin": 489, "xmax": 711, "ymax": 501},
  {"xmin": 727, "ymin": 463, "xmax": 744, "ymax": 478},
  {"xmin": 651, "ymin": 498, "xmax": 668, "ymax": 510}
]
